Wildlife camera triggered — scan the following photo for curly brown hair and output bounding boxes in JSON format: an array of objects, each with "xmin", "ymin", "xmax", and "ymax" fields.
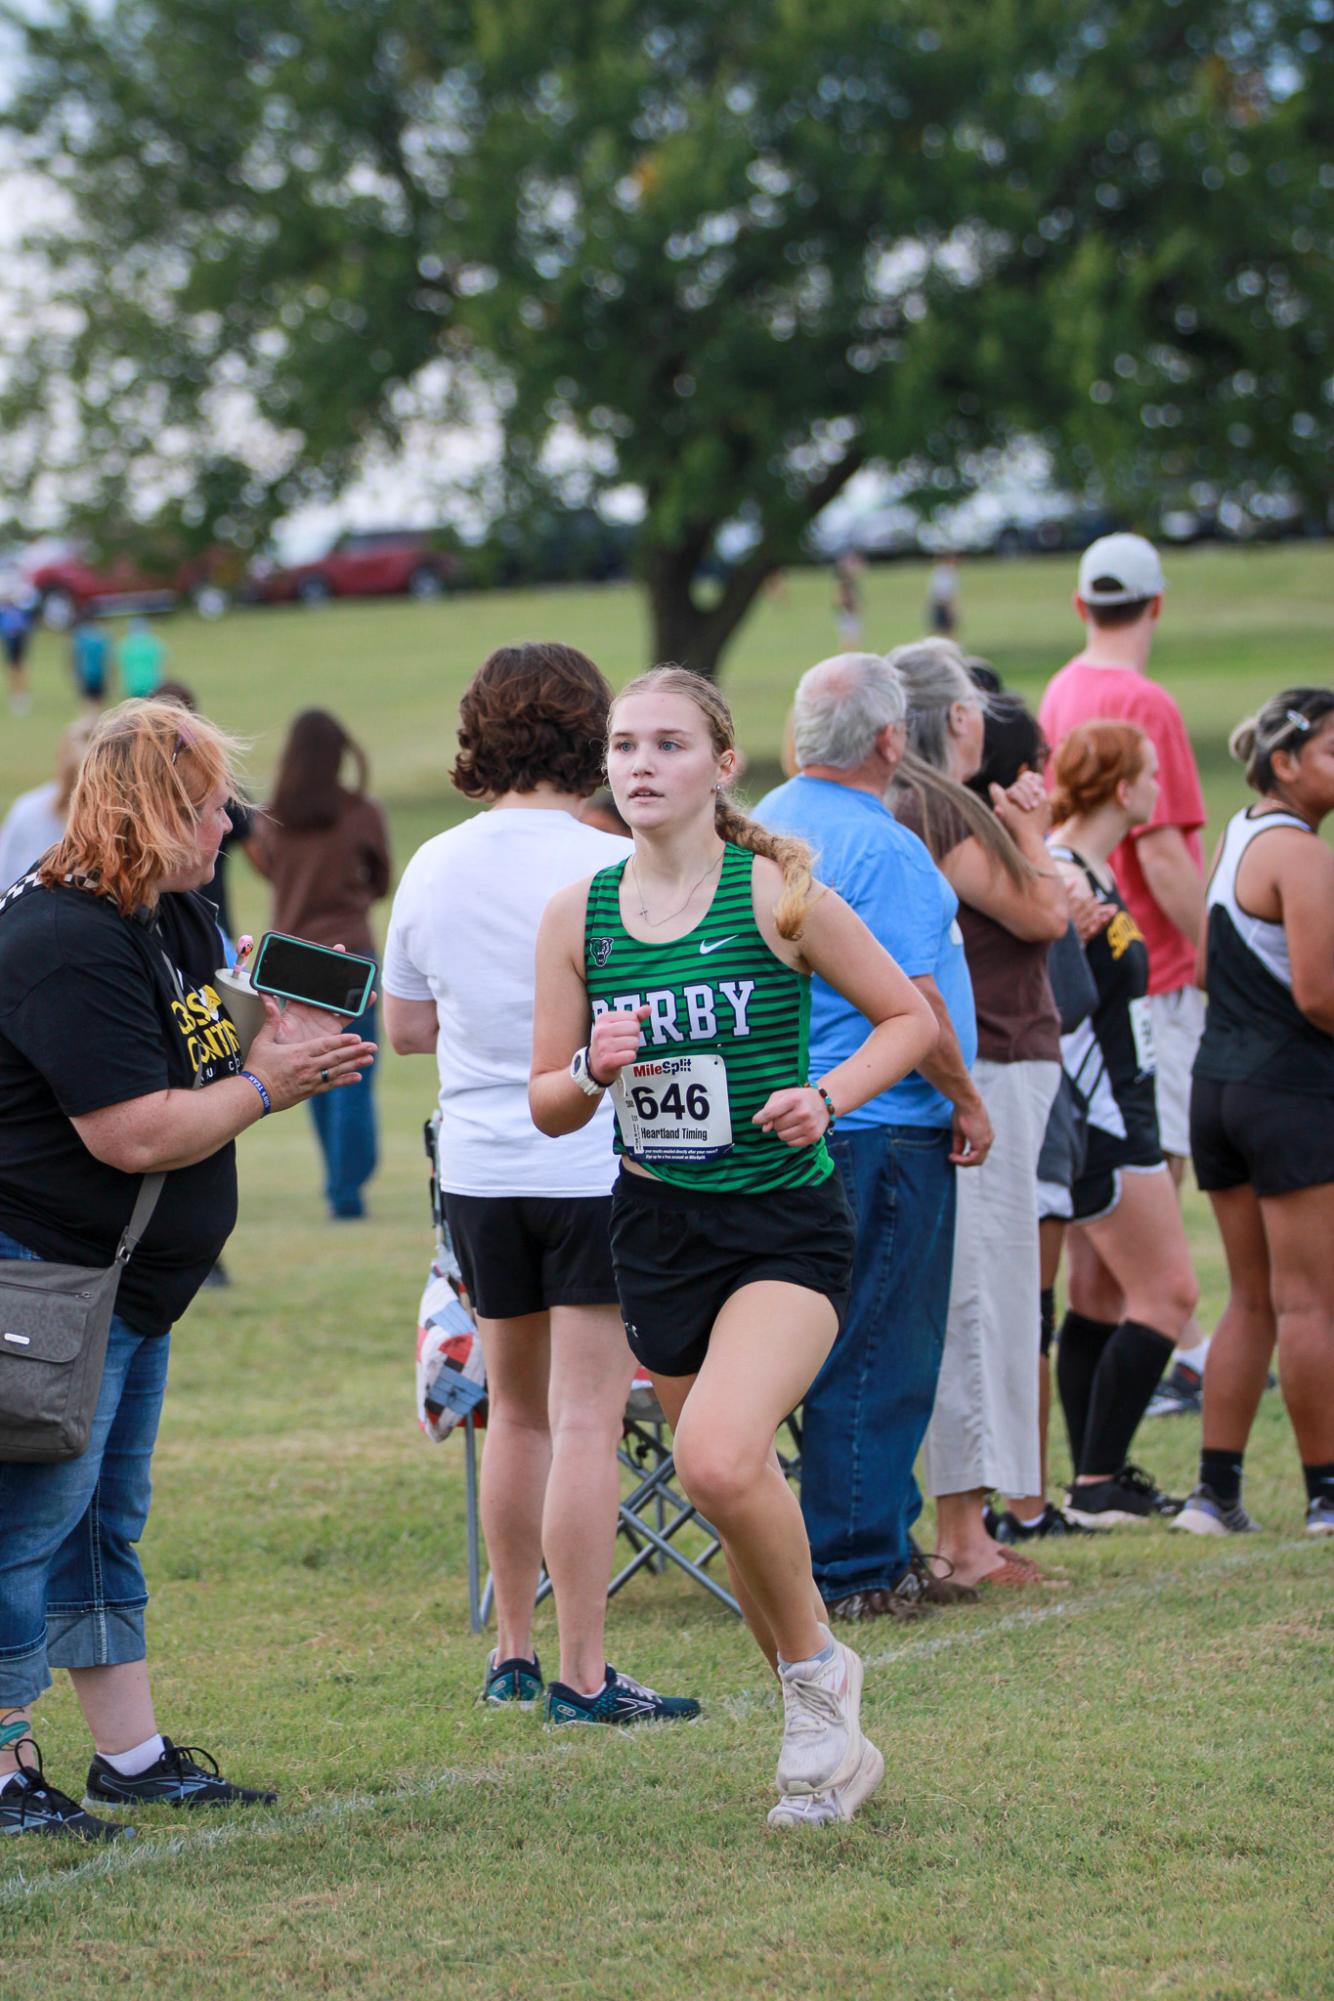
[{"xmin": 450, "ymin": 643, "xmax": 612, "ymax": 800}]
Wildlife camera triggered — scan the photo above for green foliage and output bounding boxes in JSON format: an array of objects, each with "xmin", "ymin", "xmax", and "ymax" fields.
[{"xmin": 3, "ymin": 1, "xmax": 1331, "ymax": 672}]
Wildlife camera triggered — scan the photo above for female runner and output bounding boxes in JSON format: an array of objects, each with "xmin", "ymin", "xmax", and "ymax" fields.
[
  {"xmin": 1175, "ymin": 688, "xmax": 1334, "ymax": 1537},
  {"xmin": 530, "ymin": 666, "xmax": 936, "ymax": 1827},
  {"xmin": 1046, "ymin": 723, "xmax": 1198, "ymax": 1525}
]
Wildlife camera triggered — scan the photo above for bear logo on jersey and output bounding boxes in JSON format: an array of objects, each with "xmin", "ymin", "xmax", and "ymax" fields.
[{"xmin": 590, "ymin": 937, "xmax": 614, "ymax": 968}]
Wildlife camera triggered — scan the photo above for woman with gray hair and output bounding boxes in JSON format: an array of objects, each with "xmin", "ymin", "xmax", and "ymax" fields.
[{"xmin": 890, "ymin": 640, "xmax": 1069, "ymax": 1588}]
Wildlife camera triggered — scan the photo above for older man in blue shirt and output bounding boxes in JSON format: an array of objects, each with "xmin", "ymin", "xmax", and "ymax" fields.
[{"xmin": 757, "ymin": 653, "xmax": 991, "ymax": 1623}]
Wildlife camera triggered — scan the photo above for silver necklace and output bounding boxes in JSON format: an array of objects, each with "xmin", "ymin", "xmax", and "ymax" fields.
[{"xmin": 630, "ymin": 847, "xmax": 725, "ymax": 926}]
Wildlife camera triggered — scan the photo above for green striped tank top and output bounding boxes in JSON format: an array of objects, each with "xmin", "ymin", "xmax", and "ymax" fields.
[{"xmin": 583, "ymin": 842, "xmax": 833, "ymax": 1193}]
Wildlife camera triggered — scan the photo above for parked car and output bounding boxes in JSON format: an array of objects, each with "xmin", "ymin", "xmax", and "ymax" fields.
[
  {"xmin": 21, "ymin": 542, "xmax": 234, "ymax": 626},
  {"xmin": 247, "ymin": 530, "xmax": 460, "ymax": 606}
]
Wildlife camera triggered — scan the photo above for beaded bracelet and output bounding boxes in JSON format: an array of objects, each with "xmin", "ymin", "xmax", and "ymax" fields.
[
  {"xmin": 240, "ymin": 1069, "xmax": 272, "ymax": 1116},
  {"xmin": 812, "ymin": 1083, "xmax": 837, "ymax": 1131}
]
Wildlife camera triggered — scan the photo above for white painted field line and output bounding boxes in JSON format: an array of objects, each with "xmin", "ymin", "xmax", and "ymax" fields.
[{"xmin": 1, "ymin": 1537, "xmax": 1317, "ymax": 1908}]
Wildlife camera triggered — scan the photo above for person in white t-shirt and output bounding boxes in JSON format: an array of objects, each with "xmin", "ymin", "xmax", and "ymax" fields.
[{"xmin": 383, "ymin": 643, "xmax": 699, "ymax": 1725}]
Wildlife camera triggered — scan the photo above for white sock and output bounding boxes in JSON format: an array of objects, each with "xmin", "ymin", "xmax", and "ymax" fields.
[
  {"xmin": 1176, "ymin": 1339, "xmax": 1210, "ymax": 1373},
  {"xmin": 0, "ymin": 1767, "xmax": 23, "ymax": 1793},
  {"xmin": 102, "ymin": 1732, "xmax": 165, "ymax": 1777}
]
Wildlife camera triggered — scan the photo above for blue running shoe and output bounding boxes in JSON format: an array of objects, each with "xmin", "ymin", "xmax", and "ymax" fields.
[
  {"xmin": 1172, "ymin": 1483, "xmax": 1262, "ymax": 1536},
  {"xmin": 1306, "ymin": 1496, "xmax": 1334, "ymax": 1537},
  {"xmin": 483, "ymin": 1651, "xmax": 544, "ymax": 1706},
  {"xmin": 545, "ymin": 1665, "xmax": 700, "ymax": 1726},
  {"xmin": 1, "ymin": 1743, "xmax": 134, "ymax": 1841},
  {"xmin": 85, "ymin": 1738, "xmax": 276, "ymax": 1810}
]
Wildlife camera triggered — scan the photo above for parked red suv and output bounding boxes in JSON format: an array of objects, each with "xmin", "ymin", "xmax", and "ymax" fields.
[
  {"xmin": 22, "ymin": 544, "xmax": 234, "ymax": 625},
  {"xmin": 247, "ymin": 530, "xmax": 459, "ymax": 606}
]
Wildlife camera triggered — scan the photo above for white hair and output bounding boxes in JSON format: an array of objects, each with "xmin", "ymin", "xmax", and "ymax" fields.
[
  {"xmin": 792, "ymin": 653, "xmax": 907, "ymax": 771},
  {"xmin": 885, "ymin": 637, "xmax": 985, "ymax": 774}
]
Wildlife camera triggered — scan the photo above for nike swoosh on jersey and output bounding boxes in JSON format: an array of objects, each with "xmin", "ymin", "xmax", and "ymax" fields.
[{"xmin": 699, "ymin": 935, "xmax": 738, "ymax": 955}]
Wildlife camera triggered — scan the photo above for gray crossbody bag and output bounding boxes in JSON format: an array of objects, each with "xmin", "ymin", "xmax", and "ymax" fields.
[
  {"xmin": 0, "ymin": 1171, "xmax": 166, "ymax": 1463},
  {"xmin": 0, "ymin": 939, "xmax": 211, "ymax": 1465}
]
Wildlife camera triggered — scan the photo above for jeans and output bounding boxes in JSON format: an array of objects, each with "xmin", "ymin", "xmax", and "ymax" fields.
[
  {"xmin": 0, "ymin": 1232, "xmax": 170, "ymax": 1708},
  {"xmin": 308, "ymin": 1001, "xmax": 378, "ymax": 1218},
  {"xmin": 800, "ymin": 1124, "xmax": 956, "ymax": 1601}
]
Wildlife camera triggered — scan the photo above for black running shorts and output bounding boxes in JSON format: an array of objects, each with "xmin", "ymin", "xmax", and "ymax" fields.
[
  {"xmin": 608, "ymin": 1166, "xmax": 856, "ymax": 1378},
  {"xmin": 442, "ymin": 1192, "xmax": 618, "ymax": 1321},
  {"xmin": 1191, "ymin": 1075, "xmax": 1334, "ymax": 1199}
]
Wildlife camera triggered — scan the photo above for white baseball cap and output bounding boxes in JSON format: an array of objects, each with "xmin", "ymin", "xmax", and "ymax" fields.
[{"xmin": 1076, "ymin": 532, "xmax": 1166, "ymax": 605}]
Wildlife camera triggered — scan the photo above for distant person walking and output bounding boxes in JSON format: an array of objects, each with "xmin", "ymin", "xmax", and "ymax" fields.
[
  {"xmin": 2, "ymin": 600, "xmax": 34, "ymax": 715},
  {"xmin": 926, "ymin": 557, "xmax": 960, "ymax": 638},
  {"xmin": 250, "ymin": 710, "xmax": 391, "ymax": 1219},
  {"xmin": 1038, "ymin": 534, "xmax": 1212, "ymax": 1414},
  {"xmin": 115, "ymin": 619, "xmax": 167, "ymax": 699},
  {"xmin": 1176, "ymin": 690, "xmax": 1334, "ymax": 1539},
  {"xmin": 832, "ymin": 552, "xmax": 865, "ymax": 647},
  {"xmin": 70, "ymin": 612, "xmax": 111, "ymax": 711},
  {"xmin": 0, "ymin": 718, "xmax": 96, "ymax": 889}
]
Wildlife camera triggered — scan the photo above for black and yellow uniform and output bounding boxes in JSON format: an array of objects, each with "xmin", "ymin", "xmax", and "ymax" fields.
[
  {"xmin": 585, "ymin": 843, "xmax": 853, "ymax": 1376},
  {"xmin": 1053, "ymin": 846, "xmax": 1162, "ymax": 1221}
]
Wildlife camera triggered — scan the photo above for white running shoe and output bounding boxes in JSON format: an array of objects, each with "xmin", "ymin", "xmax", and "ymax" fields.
[
  {"xmin": 1306, "ymin": 1496, "xmax": 1334, "ymax": 1536},
  {"xmin": 775, "ymin": 1627, "xmax": 864, "ymax": 1798},
  {"xmin": 767, "ymin": 1736, "xmax": 885, "ymax": 1829}
]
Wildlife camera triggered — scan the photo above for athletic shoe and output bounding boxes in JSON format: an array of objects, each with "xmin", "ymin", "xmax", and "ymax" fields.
[
  {"xmin": 767, "ymin": 1736, "xmax": 885, "ymax": 1829},
  {"xmin": 1123, "ymin": 1463, "xmax": 1185, "ymax": 1516},
  {"xmin": 85, "ymin": 1738, "xmax": 277, "ymax": 1809},
  {"xmin": 985, "ymin": 1502, "xmax": 1098, "ymax": 1542},
  {"xmin": 1144, "ymin": 1361, "xmax": 1203, "ymax": 1419},
  {"xmin": 1306, "ymin": 1496, "xmax": 1334, "ymax": 1536},
  {"xmin": 545, "ymin": 1665, "xmax": 701, "ymax": 1726},
  {"xmin": 825, "ymin": 1586, "xmax": 929, "ymax": 1624},
  {"xmin": 1172, "ymin": 1483, "xmax": 1262, "ymax": 1536},
  {"xmin": 482, "ymin": 1651, "xmax": 544, "ymax": 1706},
  {"xmin": 1, "ymin": 1745, "xmax": 134, "ymax": 1841},
  {"xmin": 775, "ymin": 1630, "xmax": 866, "ymax": 1799}
]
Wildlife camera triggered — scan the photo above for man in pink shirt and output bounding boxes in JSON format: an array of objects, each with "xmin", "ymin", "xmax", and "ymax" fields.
[{"xmin": 1039, "ymin": 533, "xmax": 1211, "ymax": 1412}]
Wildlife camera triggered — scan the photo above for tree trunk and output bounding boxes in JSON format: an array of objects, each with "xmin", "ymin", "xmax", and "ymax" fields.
[{"xmin": 644, "ymin": 544, "xmax": 777, "ymax": 682}]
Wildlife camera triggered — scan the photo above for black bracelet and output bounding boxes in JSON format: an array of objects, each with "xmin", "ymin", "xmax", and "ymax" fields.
[
  {"xmin": 240, "ymin": 1069, "xmax": 272, "ymax": 1116},
  {"xmin": 812, "ymin": 1083, "xmax": 837, "ymax": 1131}
]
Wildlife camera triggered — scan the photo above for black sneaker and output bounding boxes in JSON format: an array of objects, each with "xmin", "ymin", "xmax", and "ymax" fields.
[
  {"xmin": 987, "ymin": 1502, "xmax": 1097, "ymax": 1542},
  {"xmin": 1064, "ymin": 1464, "xmax": 1182, "ymax": 1527},
  {"xmin": 1144, "ymin": 1361, "xmax": 1203, "ymax": 1419},
  {"xmin": 482, "ymin": 1651, "xmax": 544, "ymax": 1707},
  {"xmin": 1, "ymin": 1743, "xmax": 135, "ymax": 1841},
  {"xmin": 545, "ymin": 1665, "xmax": 701, "ymax": 1726},
  {"xmin": 85, "ymin": 1737, "xmax": 277, "ymax": 1809}
]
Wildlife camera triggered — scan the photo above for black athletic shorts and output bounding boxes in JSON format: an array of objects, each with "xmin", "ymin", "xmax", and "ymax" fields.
[
  {"xmin": 608, "ymin": 1166, "xmax": 856, "ymax": 1379},
  {"xmin": 442, "ymin": 1191, "xmax": 617, "ymax": 1321},
  {"xmin": 1191, "ymin": 1075, "xmax": 1334, "ymax": 1199}
]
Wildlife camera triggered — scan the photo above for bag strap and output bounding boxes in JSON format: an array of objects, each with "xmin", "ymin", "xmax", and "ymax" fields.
[
  {"xmin": 113, "ymin": 1025, "xmax": 209, "ymax": 1268},
  {"xmin": 115, "ymin": 1172, "xmax": 167, "ymax": 1265}
]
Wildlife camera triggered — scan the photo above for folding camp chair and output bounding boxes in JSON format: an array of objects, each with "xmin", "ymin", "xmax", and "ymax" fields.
[{"xmin": 463, "ymin": 1392, "xmax": 803, "ymax": 1634}]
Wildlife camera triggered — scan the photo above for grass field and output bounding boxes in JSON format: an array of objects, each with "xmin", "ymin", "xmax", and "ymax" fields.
[{"xmin": 3, "ymin": 548, "xmax": 1332, "ymax": 2000}]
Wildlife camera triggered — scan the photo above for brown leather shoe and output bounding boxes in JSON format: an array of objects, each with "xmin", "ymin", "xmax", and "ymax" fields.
[
  {"xmin": 824, "ymin": 1586, "xmax": 932, "ymax": 1624},
  {"xmin": 900, "ymin": 1553, "xmax": 979, "ymax": 1607}
]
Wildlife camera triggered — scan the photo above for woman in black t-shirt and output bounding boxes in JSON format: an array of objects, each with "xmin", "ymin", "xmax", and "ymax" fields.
[
  {"xmin": 0, "ymin": 700, "xmax": 377, "ymax": 1842},
  {"xmin": 1047, "ymin": 723, "xmax": 1198, "ymax": 1528}
]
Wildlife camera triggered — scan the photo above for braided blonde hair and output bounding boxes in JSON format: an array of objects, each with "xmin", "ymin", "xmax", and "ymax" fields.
[{"xmin": 611, "ymin": 665, "xmax": 818, "ymax": 939}]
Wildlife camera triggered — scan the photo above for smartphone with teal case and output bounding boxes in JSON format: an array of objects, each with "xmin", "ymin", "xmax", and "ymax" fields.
[{"xmin": 249, "ymin": 932, "xmax": 376, "ymax": 1017}]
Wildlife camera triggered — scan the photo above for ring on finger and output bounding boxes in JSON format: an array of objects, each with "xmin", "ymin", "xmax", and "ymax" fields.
[{"xmin": 320, "ymin": 1068, "xmax": 330, "ymax": 1084}]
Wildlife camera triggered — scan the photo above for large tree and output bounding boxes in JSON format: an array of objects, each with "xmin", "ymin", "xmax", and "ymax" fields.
[{"xmin": 3, "ymin": 1, "xmax": 1329, "ymax": 675}]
